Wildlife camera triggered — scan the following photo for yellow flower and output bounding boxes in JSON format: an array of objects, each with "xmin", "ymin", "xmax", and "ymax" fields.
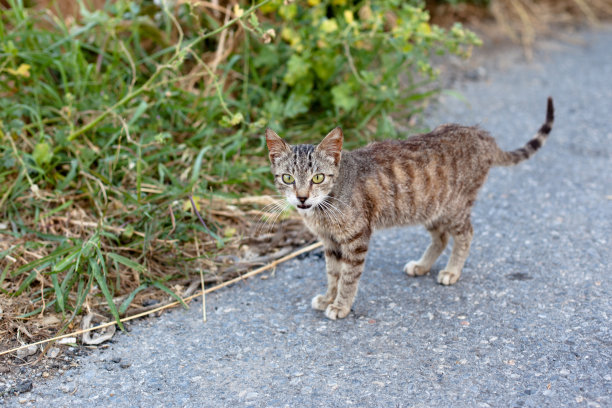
[
  {"xmin": 6, "ymin": 63, "xmax": 31, "ymax": 78},
  {"xmin": 281, "ymin": 27, "xmax": 300, "ymax": 46},
  {"xmin": 343, "ymin": 10, "xmax": 354, "ymax": 25},
  {"xmin": 229, "ymin": 112, "xmax": 244, "ymax": 126},
  {"xmin": 418, "ymin": 22, "xmax": 432, "ymax": 35},
  {"xmin": 184, "ymin": 196, "xmax": 202, "ymax": 212},
  {"xmin": 233, "ymin": 4, "xmax": 244, "ymax": 18},
  {"xmin": 307, "ymin": 0, "xmax": 321, "ymax": 6},
  {"xmin": 320, "ymin": 18, "xmax": 338, "ymax": 33}
]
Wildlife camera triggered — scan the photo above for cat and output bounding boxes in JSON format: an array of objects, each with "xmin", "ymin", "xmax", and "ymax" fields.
[{"xmin": 265, "ymin": 97, "xmax": 554, "ymax": 320}]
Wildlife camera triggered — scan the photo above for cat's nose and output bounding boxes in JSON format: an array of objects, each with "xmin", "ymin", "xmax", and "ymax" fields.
[{"xmin": 297, "ymin": 196, "xmax": 308, "ymax": 204}]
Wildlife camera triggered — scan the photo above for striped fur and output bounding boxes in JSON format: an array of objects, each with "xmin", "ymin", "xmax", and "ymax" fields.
[
  {"xmin": 494, "ymin": 97, "xmax": 554, "ymax": 166},
  {"xmin": 266, "ymin": 98, "xmax": 554, "ymax": 320}
]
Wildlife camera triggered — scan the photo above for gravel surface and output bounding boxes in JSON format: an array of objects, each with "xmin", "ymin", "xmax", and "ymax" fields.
[{"xmin": 2, "ymin": 27, "xmax": 611, "ymax": 408}]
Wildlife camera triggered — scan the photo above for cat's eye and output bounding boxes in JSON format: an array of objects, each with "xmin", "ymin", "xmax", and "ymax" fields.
[
  {"xmin": 282, "ymin": 174, "xmax": 295, "ymax": 184},
  {"xmin": 312, "ymin": 174, "xmax": 325, "ymax": 184}
]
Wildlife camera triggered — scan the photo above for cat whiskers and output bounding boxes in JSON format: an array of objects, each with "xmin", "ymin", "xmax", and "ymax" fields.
[
  {"xmin": 317, "ymin": 197, "xmax": 345, "ymax": 230},
  {"xmin": 326, "ymin": 195, "xmax": 351, "ymax": 210},
  {"xmin": 253, "ymin": 198, "xmax": 290, "ymax": 236}
]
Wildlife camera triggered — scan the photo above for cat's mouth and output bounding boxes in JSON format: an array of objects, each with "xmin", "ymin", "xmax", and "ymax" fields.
[{"xmin": 297, "ymin": 204, "xmax": 312, "ymax": 210}]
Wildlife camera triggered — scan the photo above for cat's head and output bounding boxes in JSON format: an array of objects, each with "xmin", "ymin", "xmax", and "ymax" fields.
[{"xmin": 265, "ymin": 127, "xmax": 343, "ymax": 215}]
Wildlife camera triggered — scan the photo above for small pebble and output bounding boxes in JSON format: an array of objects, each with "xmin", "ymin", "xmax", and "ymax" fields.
[
  {"xmin": 14, "ymin": 380, "xmax": 33, "ymax": 394},
  {"xmin": 16, "ymin": 345, "xmax": 37, "ymax": 359},
  {"xmin": 245, "ymin": 391, "xmax": 259, "ymax": 400},
  {"xmin": 46, "ymin": 347, "xmax": 60, "ymax": 359},
  {"xmin": 142, "ymin": 299, "xmax": 160, "ymax": 307}
]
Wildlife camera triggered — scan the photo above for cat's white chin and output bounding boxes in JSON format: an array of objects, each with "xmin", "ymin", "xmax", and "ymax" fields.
[{"xmin": 296, "ymin": 207, "xmax": 314, "ymax": 216}]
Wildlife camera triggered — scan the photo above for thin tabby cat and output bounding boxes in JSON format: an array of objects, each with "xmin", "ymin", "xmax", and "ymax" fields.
[{"xmin": 265, "ymin": 97, "xmax": 554, "ymax": 320}]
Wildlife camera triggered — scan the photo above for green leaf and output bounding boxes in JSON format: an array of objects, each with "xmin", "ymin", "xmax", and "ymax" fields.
[
  {"xmin": 118, "ymin": 284, "xmax": 149, "ymax": 315},
  {"xmin": 190, "ymin": 146, "xmax": 212, "ymax": 184},
  {"xmin": 152, "ymin": 281, "xmax": 189, "ymax": 309},
  {"xmin": 312, "ymin": 58, "xmax": 336, "ymax": 81},
  {"xmin": 90, "ymin": 257, "xmax": 125, "ymax": 331},
  {"xmin": 283, "ymin": 91, "xmax": 311, "ymax": 118},
  {"xmin": 72, "ymin": 276, "xmax": 90, "ymax": 317},
  {"xmin": 253, "ymin": 48, "xmax": 279, "ymax": 68},
  {"xmin": 17, "ymin": 299, "xmax": 57, "ymax": 318},
  {"xmin": 376, "ymin": 114, "xmax": 398, "ymax": 138},
  {"xmin": 107, "ymin": 253, "xmax": 146, "ymax": 273},
  {"xmin": 56, "ymin": 159, "xmax": 78, "ymax": 191},
  {"xmin": 51, "ymin": 273, "xmax": 65, "ymax": 313},
  {"xmin": 43, "ymin": 200, "xmax": 74, "ymax": 219},
  {"xmin": 33, "ymin": 142, "xmax": 52, "ymax": 166},
  {"xmin": 249, "ymin": 12, "xmax": 259, "ymax": 29},
  {"xmin": 331, "ymin": 82, "xmax": 358, "ymax": 112},
  {"xmin": 0, "ymin": 264, "xmax": 9, "ymax": 288},
  {"xmin": 283, "ymin": 54, "xmax": 311, "ymax": 86},
  {"xmin": 60, "ymin": 265, "xmax": 77, "ymax": 294},
  {"xmin": 278, "ymin": 3, "xmax": 297, "ymax": 20},
  {"xmin": 263, "ymin": 97, "xmax": 283, "ymax": 117},
  {"xmin": 13, "ymin": 270, "xmax": 37, "ymax": 296},
  {"xmin": 128, "ymin": 100, "xmax": 149, "ymax": 125},
  {"xmin": 52, "ymin": 246, "xmax": 80, "ymax": 273}
]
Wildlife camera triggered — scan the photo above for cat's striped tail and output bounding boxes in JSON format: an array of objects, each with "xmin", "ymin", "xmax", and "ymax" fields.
[{"xmin": 494, "ymin": 97, "xmax": 554, "ymax": 167}]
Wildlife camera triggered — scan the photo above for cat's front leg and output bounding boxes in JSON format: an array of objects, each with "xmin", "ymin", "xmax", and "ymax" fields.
[
  {"xmin": 311, "ymin": 243, "xmax": 341, "ymax": 311},
  {"xmin": 324, "ymin": 234, "xmax": 370, "ymax": 320},
  {"xmin": 324, "ymin": 260, "xmax": 365, "ymax": 320}
]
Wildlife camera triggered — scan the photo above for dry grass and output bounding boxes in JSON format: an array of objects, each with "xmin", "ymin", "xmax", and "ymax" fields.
[
  {"xmin": 430, "ymin": 0, "xmax": 612, "ymax": 58},
  {"xmin": 0, "ymin": 194, "xmax": 315, "ymax": 361},
  {"xmin": 1, "ymin": 241, "xmax": 323, "ymax": 359}
]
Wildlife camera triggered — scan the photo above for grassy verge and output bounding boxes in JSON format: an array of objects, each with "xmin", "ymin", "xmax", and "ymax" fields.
[{"xmin": 0, "ymin": 0, "xmax": 480, "ymax": 352}]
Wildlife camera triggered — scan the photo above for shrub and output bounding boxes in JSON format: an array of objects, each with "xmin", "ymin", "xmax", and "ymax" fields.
[{"xmin": 244, "ymin": 0, "xmax": 481, "ymax": 142}]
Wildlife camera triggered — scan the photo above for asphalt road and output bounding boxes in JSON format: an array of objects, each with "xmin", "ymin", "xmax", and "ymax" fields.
[{"xmin": 3, "ymin": 27, "xmax": 611, "ymax": 408}]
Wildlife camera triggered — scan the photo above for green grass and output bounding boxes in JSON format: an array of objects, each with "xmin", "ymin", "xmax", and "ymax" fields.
[
  {"xmin": 0, "ymin": 0, "xmax": 479, "ymax": 336},
  {"xmin": 0, "ymin": 0, "xmax": 280, "ymax": 333}
]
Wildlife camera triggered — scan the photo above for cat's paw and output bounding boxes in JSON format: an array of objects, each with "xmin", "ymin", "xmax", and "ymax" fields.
[
  {"xmin": 324, "ymin": 304, "xmax": 350, "ymax": 320},
  {"xmin": 311, "ymin": 295, "xmax": 332, "ymax": 311},
  {"xmin": 437, "ymin": 269, "xmax": 460, "ymax": 285},
  {"xmin": 404, "ymin": 261, "xmax": 430, "ymax": 277}
]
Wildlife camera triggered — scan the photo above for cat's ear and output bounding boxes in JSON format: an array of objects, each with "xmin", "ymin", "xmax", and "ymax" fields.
[
  {"xmin": 316, "ymin": 127, "xmax": 343, "ymax": 165},
  {"xmin": 265, "ymin": 128, "xmax": 290, "ymax": 164}
]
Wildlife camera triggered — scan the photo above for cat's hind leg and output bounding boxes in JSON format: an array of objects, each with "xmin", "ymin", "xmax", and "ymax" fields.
[
  {"xmin": 437, "ymin": 218, "xmax": 473, "ymax": 285},
  {"xmin": 405, "ymin": 226, "xmax": 449, "ymax": 277}
]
